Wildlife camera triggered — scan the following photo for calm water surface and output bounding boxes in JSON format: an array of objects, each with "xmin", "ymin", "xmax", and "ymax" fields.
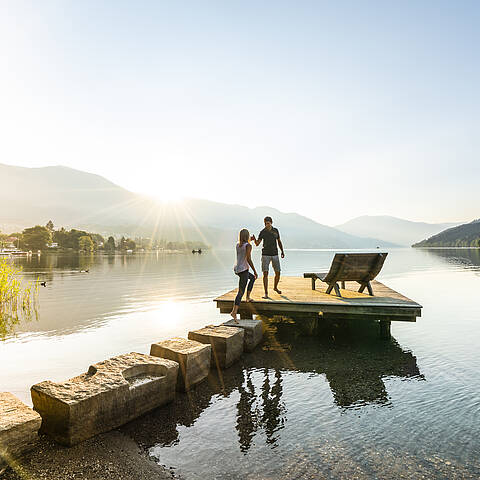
[{"xmin": 1, "ymin": 248, "xmax": 480, "ymax": 479}]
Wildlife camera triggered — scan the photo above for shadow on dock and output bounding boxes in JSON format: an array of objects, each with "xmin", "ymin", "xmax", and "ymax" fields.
[{"xmin": 121, "ymin": 318, "xmax": 423, "ymax": 454}]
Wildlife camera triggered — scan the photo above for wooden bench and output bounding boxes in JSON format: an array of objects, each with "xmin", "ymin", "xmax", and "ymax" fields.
[{"xmin": 304, "ymin": 252, "xmax": 388, "ymax": 297}]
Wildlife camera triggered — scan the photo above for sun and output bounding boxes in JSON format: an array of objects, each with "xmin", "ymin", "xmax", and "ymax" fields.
[{"xmin": 149, "ymin": 187, "xmax": 184, "ymax": 204}]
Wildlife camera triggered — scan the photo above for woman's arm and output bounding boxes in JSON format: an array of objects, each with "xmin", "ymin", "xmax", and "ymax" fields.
[
  {"xmin": 252, "ymin": 233, "xmax": 262, "ymax": 247},
  {"xmin": 246, "ymin": 244, "xmax": 258, "ymax": 278}
]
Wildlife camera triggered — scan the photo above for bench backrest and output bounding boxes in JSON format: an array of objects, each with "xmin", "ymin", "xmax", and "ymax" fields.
[{"xmin": 323, "ymin": 252, "xmax": 388, "ymax": 284}]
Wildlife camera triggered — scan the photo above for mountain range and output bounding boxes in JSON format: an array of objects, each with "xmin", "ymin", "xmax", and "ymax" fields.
[
  {"xmin": 2, "ymin": 163, "xmax": 469, "ymax": 248},
  {"xmin": 0, "ymin": 163, "xmax": 394, "ymax": 248}
]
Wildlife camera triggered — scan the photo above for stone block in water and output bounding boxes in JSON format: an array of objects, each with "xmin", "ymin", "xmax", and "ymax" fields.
[
  {"xmin": 188, "ymin": 325, "xmax": 244, "ymax": 369},
  {"xmin": 222, "ymin": 319, "xmax": 263, "ymax": 352},
  {"xmin": 31, "ymin": 352, "xmax": 178, "ymax": 446},
  {"xmin": 150, "ymin": 337, "xmax": 211, "ymax": 391},
  {"xmin": 0, "ymin": 392, "xmax": 41, "ymax": 469}
]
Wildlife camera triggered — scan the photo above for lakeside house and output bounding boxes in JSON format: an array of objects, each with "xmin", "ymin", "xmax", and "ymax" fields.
[{"xmin": 0, "ymin": 238, "xmax": 31, "ymax": 256}]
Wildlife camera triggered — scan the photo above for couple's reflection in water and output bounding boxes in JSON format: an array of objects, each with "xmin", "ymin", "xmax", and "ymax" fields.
[
  {"xmin": 121, "ymin": 316, "xmax": 423, "ymax": 454},
  {"xmin": 236, "ymin": 367, "xmax": 285, "ymax": 452}
]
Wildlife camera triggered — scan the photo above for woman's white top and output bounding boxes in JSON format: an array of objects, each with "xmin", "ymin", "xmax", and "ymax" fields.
[{"xmin": 234, "ymin": 242, "xmax": 249, "ymax": 274}]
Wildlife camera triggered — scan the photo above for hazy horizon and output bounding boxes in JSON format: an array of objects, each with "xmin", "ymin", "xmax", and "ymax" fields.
[
  {"xmin": 1, "ymin": 162, "xmax": 469, "ymax": 230},
  {"xmin": 1, "ymin": 1, "xmax": 478, "ymax": 225}
]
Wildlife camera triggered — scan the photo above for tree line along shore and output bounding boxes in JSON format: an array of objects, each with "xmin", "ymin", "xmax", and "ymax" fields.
[{"xmin": 0, "ymin": 221, "xmax": 209, "ymax": 253}]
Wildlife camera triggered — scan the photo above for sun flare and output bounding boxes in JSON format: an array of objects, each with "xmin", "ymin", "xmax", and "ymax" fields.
[{"xmin": 151, "ymin": 190, "xmax": 184, "ymax": 204}]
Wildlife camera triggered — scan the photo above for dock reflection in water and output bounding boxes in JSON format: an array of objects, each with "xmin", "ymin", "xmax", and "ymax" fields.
[
  {"xmin": 253, "ymin": 317, "xmax": 424, "ymax": 409},
  {"xmin": 121, "ymin": 319, "xmax": 423, "ymax": 478}
]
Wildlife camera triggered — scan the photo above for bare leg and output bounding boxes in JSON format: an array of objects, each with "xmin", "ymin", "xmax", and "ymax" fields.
[
  {"xmin": 229, "ymin": 304, "xmax": 239, "ymax": 322},
  {"xmin": 274, "ymin": 271, "xmax": 282, "ymax": 294},
  {"xmin": 262, "ymin": 271, "xmax": 269, "ymax": 298}
]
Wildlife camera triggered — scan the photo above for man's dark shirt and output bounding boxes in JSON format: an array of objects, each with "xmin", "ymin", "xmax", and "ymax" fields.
[{"xmin": 258, "ymin": 227, "xmax": 280, "ymax": 256}]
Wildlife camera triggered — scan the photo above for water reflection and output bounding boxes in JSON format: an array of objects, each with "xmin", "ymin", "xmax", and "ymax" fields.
[
  {"xmin": 236, "ymin": 370, "xmax": 258, "ymax": 452},
  {"xmin": 236, "ymin": 368, "xmax": 286, "ymax": 452},
  {"xmin": 19, "ymin": 251, "xmax": 98, "ymax": 273},
  {"xmin": 253, "ymin": 318, "xmax": 424, "ymax": 409},
  {"xmin": 8, "ymin": 252, "xmax": 226, "ymax": 337},
  {"xmin": 423, "ymin": 248, "xmax": 480, "ymax": 270},
  {"xmin": 122, "ymin": 319, "xmax": 422, "ymax": 461}
]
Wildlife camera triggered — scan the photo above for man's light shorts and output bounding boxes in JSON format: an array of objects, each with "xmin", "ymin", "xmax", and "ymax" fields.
[{"xmin": 262, "ymin": 255, "xmax": 281, "ymax": 273}]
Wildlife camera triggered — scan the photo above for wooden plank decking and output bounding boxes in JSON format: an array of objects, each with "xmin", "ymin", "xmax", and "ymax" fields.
[{"xmin": 214, "ymin": 276, "xmax": 422, "ymax": 322}]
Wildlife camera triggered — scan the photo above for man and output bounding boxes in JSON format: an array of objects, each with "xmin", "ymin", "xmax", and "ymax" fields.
[{"xmin": 252, "ymin": 216, "xmax": 285, "ymax": 298}]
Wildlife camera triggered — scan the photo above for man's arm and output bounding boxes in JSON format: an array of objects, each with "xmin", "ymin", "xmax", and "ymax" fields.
[
  {"xmin": 252, "ymin": 232, "xmax": 262, "ymax": 247},
  {"xmin": 277, "ymin": 231, "xmax": 285, "ymax": 258}
]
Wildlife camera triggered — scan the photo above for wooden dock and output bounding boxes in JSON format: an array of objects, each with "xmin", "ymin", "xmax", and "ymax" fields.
[{"xmin": 214, "ymin": 276, "xmax": 422, "ymax": 335}]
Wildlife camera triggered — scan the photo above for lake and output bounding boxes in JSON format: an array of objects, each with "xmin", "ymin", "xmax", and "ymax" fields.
[{"xmin": 1, "ymin": 248, "xmax": 480, "ymax": 479}]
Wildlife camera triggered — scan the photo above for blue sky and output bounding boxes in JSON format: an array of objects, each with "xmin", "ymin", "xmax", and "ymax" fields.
[{"xmin": 1, "ymin": 1, "xmax": 478, "ymax": 224}]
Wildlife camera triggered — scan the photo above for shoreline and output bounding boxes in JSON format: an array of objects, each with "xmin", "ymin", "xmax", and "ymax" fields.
[{"xmin": 2, "ymin": 430, "xmax": 173, "ymax": 480}]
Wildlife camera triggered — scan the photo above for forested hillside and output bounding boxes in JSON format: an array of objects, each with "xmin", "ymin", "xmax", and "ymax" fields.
[{"xmin": 413, "ymin": 220, "xmax": 480, "ymax": 247}]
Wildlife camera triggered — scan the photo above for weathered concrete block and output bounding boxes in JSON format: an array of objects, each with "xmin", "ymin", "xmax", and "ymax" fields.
[
  {"xmin": 222, "ymin": 319, "xmax": 263, "ymax": 352},
  {"xmin": 188, "ymin": 325, "xmax": 244, "ymax": 369},
  {"xmin": 0, "ymin": 392, "xmax": 41, "ymax": 469},
  {"xmin": 31, "ymin": 352, "xmax": 178, "ymax": 446},
  {"xmin": 150, "ymin": 337, "xmax": 211, "ymax": 391}
]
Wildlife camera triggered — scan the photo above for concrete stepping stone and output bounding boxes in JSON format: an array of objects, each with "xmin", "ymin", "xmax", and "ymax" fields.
[
  {"xmin": 31, "ymin": 352, "xmax": 178, "ymax": 446},
  {"xmin": 150, "ymin": 337, "xmax": 211, "ymax": 391},
  {"xmin": 222, "ymin": 318, "xmax": 263, "ymax": 352},
  {"xmin": 188, "ymin": 325, "xmax": 244, "ymax": 369},
  {"xmin": 0, "ymin": 392, "xmax": 41, "ymax": 470}
]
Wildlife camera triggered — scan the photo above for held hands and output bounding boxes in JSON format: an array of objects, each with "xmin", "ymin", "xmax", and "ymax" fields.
[
  {"xmin": 254, "ymin": 271, "xmax": 258, "ymax": 280},
  {"xmin": 281, "ymin": 252, "xmax": 285, "ymax": 259},
  {"xmin": 250, "ymin": 235, "xmax": 256, "ymax": 242}
]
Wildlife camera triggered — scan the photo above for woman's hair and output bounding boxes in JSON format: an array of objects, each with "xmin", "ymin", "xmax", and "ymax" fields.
[{"xmin": 238, "ymin": 228, "xmax": 250, "ymax": 245}]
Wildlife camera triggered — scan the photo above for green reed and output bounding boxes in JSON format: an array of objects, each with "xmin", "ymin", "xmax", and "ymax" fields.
[{"xmin": 0, "ymin": 259, "xmax": 39, "ymax": 340}]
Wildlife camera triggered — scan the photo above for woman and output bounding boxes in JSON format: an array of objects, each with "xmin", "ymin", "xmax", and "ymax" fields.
[{"xmin": 230, "ymin": 228, "xmax": 258, "ymax": 322}]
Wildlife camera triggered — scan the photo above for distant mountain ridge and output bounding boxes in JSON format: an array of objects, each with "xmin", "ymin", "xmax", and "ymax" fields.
[
  {"xmin": 413, "ymin": 219, "xmax": 480, "ymax": 247},
  {"xmin": 336, "ymin": 215, "xmax": 462, "ymax": 247},
  {"xmin": 0, "ymin": 163, "xmax": 395, "ymax": 248}
]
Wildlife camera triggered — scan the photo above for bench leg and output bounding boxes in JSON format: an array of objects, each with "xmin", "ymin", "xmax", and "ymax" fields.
[
  {"xmin": 311, "ymin": 278, "xmax": 316, "ymax": 290},
  {"xmin": 341, "ymin": 281, "xmax": 345, "ymax": 289},
  {"xmin": 326, "ymin": 282, "xmax": 342, "ymax": 297},
  {"xmin": 358, "ymin": 282, "xmax": 374, "ymax": 296}
]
